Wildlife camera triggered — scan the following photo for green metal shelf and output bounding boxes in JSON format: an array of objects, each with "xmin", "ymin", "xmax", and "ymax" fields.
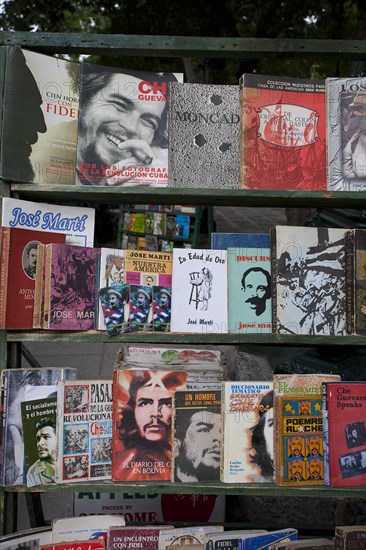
[{"xmin": 4, "ymin": 481, "xmax": 366, "ymax": 498}]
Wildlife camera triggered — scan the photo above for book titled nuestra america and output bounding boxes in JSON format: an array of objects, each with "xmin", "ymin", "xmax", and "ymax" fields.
[
  {"xmin": 76, "ymin": 62, "xmax": 183, "ymax": 186},
  {"xmin": 326, "ymin": 76, "xmax": 366, "ymax": 191},
  {"xmin": 240, "ymin": 73, "xmax": 326, "ymax": 191},
  {"xmin": 271, "ymin": 225, "xmax": 347, "ymax": 335},
  {"xmin": 170, "ymin": 248, "xmax": 228, "ymax": 333},
  {"xmin": 1, "ymin": 46, "xmax": 79, "ymax": 185},
  {"xmin": 227, "ymin": 245, "xmax": 272, "ymax": 333},
  {"xmin": 55, "ymin": 380, "xmax": 113, "ymax": 483},
  {"xmin": 221, "ymin": 381, "xmax": 273, "ymax": 483},
  {"xmin": 322, "ymin": 381, "xmax": 366, "ymax": 487},
  {"xmin": 0, "ymin": 226, "xmax": 66, "ymax": 330},
  {"xmin": 168, "ymin": 83, "xmax": 240, "ymax": 189},
  {"xmin": 273, "ymin": 373, "xmax": 340, "ymax": 487}
]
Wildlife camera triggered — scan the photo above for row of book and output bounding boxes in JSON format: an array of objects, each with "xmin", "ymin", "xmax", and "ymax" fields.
[
  {"xmin": 1, "ymin": 197, "xmax": 365, "ymax": 337},
  {"xmin": 122, "ymin": 211, "xmax": 191, "ymax": 240},
  {"xmin": 1, "ymin": 346, "xmax": 364, "ymax": 490},
  {"xmin": 2, "ymin": 46, "xmax": 366, "ymax": 192},
  {"xmin": 6, "ymin": 516, "xmax": 362, "ymax": 550}
]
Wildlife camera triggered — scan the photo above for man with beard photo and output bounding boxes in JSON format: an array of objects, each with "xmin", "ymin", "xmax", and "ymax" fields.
[
  {"xmin": 173, "ymin": 408, "xmax": 221, "ymax": 482},
  {"xmin": 241, "ymin": 266, "xmax": 271, "ymax": 317},
  {"xmin": 113, "ymin": 370, "xmax": 186, "ymax": 481},
  {"xmin": 26, "ymin": 417, "xmax": 56, "ymax": 487},
  {"xmin": 76, "ymin": 63, "xmax": 179, "ymax": 186}
]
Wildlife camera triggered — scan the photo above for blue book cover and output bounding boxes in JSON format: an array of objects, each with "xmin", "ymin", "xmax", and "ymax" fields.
[
  {"xmin": 211, "ymin": 232, "xmax": 270, "ymax": 250},
  {"xmin": 239, "ymin": 528, "xmax": 298, "ymax": 550},
  {"xmin": 227, "ymin": 246, "xmax": 272, "ymax": 333}
]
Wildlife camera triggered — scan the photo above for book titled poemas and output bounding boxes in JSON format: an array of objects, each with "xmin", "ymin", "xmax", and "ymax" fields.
[
  {"xmin": 240, "ymin": 74, "xmax": 326, "ymax": 191},
  {"xmin": 170, "ymin": 249, "xmax": 228, "ymax": 333},
  {"xmin": 1, "ymin": 46, "xmax": 79, "ymax": 185},
  {"xmin": 76, "ymin": 62, "xmax": 183, "ymax": 186}
]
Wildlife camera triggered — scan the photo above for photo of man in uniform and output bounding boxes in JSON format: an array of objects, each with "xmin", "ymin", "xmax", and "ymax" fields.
[
  {"xmin": 241, "ymin": 266, "xmax": 271, "ymax": 317},
  {"xmin": 113, "ymin": 370, "xmax": 186, "ymax": 481},
  {"xmin": 173, "ymin": 408, "xmax": 221, "ymax": 482},
  {"xmin": 26, "ymin": 417, "xmax": 56, "ymax": 487}
]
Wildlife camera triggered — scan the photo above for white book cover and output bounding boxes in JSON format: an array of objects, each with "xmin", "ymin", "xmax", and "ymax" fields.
[
  {"xmin": 170, "ymin": 249, "xmax": 228, "ymax": 333},
  {"xmin": 97, "ymin": 247, "xmax": 126, "ymax": 329},
  {"xmin": 51, "ymin": 515, "xmax": 125, "ymax": 543},
  {"xmin": 2, "ymin": 197, "xmax": 95, "ymax": 247},
  {"xmin": 158, "ymin": 526, "xmax": 224, "ymax": 550},
  {"xmin": 55, "ymin": 380, "xmax": 113, "ymax": 483},
  {"xmin": 221, "ymin": 381, "xmax": 273, "ymax": 483}
]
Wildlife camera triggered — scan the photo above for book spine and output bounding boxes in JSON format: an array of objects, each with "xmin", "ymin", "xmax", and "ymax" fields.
[
  {"xmin": 0, "ymin": 373, "xmax": 8, "ymax": 485},
  {"xmin": 270, "ymin": 227, "xmax": 278, "ymax": 334},
  {"xmin": 345, "ymin": 229, "xmax": 355, "ymax": 335},
  {"xmin": 0, "ymin": 227, "xmax": 10, "ymax": 329},
  {"xmin": 321, "ymin": 382, "xmax": 330, "ymax": 486},
  {"xmin": 42, "ymin": 244, "xmax": 52, "ymax": 329},
  {"xmin": 54, "ymin": 381, "xmax": 64, "ymax": 484},
  {"xmin": 219, "ymin": 387, "xmax": 229, "ymax": 483},
  {"xmin": 239, "ymin": 84, "xmax": 245, "ymax": 189},
  {"xmin": 33, "ymin": 243, "xmax": 45, "ymax": 329},
  {"xmin": 354, "ymin": 229, "xmax": 366, "ymax": 336}
]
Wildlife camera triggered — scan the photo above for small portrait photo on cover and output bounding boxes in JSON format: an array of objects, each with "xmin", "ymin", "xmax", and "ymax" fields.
[
  {"xmin": 345, "ymin": 421, "xmax": 366, "ymax": 449},
  {"xmin": 22, "ymin": 240, "xmax": 40, "ymax": 280},
  {"xmin": 339, "ymin": 450, "xmax": 366, "ymax": 479}
]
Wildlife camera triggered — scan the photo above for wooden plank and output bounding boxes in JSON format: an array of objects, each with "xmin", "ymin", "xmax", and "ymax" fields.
[
  {"xmin": 8, "ymin": 184, "xmax": 366, "ymax": 208},
  {"xmin": 5, "ymin": 480, "xmax": 366, "ymax": 498},
  {"xmin": 1, "ymin": 33, "xmax": 366, "ymax": 60},
  {"xmin": 6, "ymin": 331, "xmax": 366, "ymax": 346}
]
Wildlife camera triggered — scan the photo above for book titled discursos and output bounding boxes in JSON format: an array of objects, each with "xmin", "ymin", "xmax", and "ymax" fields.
[
  {"xmin": 0, "ymin": 46, "xmax": 79, "ymax": 185},
  {"xmin": 240, "ymin": 73, "xmax": 326, "ymax": 191},
  {"xmin": 76, "ymin": 62, "xmax": 183, "ymax": 186},
  {"xmin": 168, "ymin": 83, "xmax": 240, "ymax": 189}
]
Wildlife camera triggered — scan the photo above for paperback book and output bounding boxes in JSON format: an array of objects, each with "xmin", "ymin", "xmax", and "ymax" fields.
[
  {"xmin": 206, "ymin": 530, "xmax": 268, "ymax": 550},
  {"xmin": 76, "ymin": 62, "xmax": 183, "ymax": 186},
  {"xmin": 158, "ymin": 526, "xmax": 224, "ymax": 550},
  {"xmin": 51, "ymin": 515, "xmax": 125, "ymax": 543},
  {"xmin": 238, "ymin": 529, "xmax": 298, "ymax": 550},
  {"xmin": 43, "ymin": 243, "xmax": 98, "ymax": 330},
  {"xmin": 334, "ymin": 525, "xmax": 366, "ymax": 550},
  {"xmin": 99, "ymin": 284, "xmax": 129, "ymax": 336},
  {"xmin": 240, "ymin": 73, "xmax": 326, "ymax": 190},
  {"xmin": 170, "ymin": 248, "xmax": 228, "ymax": 333},
  {"xmin": 271, "ymin": 225, "xmax": 347, "ymax": 335},
  {"xmin": 152, "ymin": 285, "xmax": 172, "ymax": 332},
  {"xmin": 1, "ymin": 46, "xmax": 79, "ymax": 185},
  {"xmin": 273, "ymin": 373, "xmax": 340, "ymax": 487},
  {"xmin": 227, "ymin": 245, "xmax": 272, "ymax": 333},
  {"xmin": 326, "ymin": 76, "xmax": 366, "ymax": 191},
  {"xmin": 322, "ymin": 381, "xmax": 366, "ymax": 487},
  {"xmin": 124, "ymin": 249, "xmax": 172, "ymax": 288},
  {"xmin": 108, "ymin": 526, "xmax": 171, "ymax": 550},
  {"xmin": 221, "ymin": 381, "xmax": 273, "ymax": 483},
  {"xmin": 168, "ymin": 83, "xmax": 240, "ymax": 189},
  {"xmin": 172, "ymin": 389, "xmax": 221, "ymax": 482},
  {"xmin": 345, "ymin": 228, "xmax": 366, "ymax": 335},
  {"xmin": 129, "ymin": 284, "xmax": 153, "ymax": 332},
  {"xmin": 0, "ymin": 226, "xmax": 66, "ymax": 330},
  {"xmin": 112, "ymin": 369, "xmax": 186, "ymax": 482},
  {"xmin": 55, "ymin": 380, "xmax": 113, "ymax": 483},
  {"xmin": 96, "ymin": 247, "xmax": 126, "ymax": 330},
  {"xmin": 40, "ymin": 541, "xmax": 105, "ymax": 550},
  {"xmin": 211, "ymin": 232, "xmax": 270, "ymax": 250},
  {"xmin": 0, "ymin": 367, "xmax": 77, "ymax": 486}
]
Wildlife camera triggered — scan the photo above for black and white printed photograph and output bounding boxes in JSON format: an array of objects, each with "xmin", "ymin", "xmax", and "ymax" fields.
[{"xmin": 345, "ymin": 421, "xmax": 366, "ymax": 449}]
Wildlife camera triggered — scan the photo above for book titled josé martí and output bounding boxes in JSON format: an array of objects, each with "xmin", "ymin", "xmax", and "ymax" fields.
[{"xmin": 240, "ymin": 74, "xmax": 326, "ymax": 191}]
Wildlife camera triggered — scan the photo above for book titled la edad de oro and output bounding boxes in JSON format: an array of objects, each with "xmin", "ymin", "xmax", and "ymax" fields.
[
  {"xmin": 240, "ymin": 73, "xmax": 326, "ymax": 191},
  {"xmin": 1, "ymin": 46, "xmax": 79, "ymax": 185},
  {"xmin": 168, "ymin": 83, "xmax": 240, "ymax": 189},
  {"xmin": 170, "ymin": 249, "xmax": 228, "ymax": 333},
  {"xmin": 227, "ymin": 245, "xmax": 272, "ymax": 333},
  {"xmin": 271, "ymin": 225, "xmax": 347, "ymax": 336},
  {"xmin": 322, "ymin": 381, "xmax": 366, "ymax": 487},
  {"xmin": 43, "ymin": 243, "xmax": 98, "ymax": 330},
  {"xmin": 76, "ymin": 62, "xmax": 183, "ymax": 186},
  {"xmin": 221, "ymin": 381, "xmax": 273, "ymax": 483},
  {"xmin": 326, "ymin": 76, "xmax": 366, "ymax": 191},
  {"xmin": 172, "ymin": 389, "xmax": 221, "ymax": 482},
  {"xmin": 0, "ymin": 226, "xmax": 66, "ymax": 330},
  {"xmin": 55, "ymin": 380, "xmax": 113, "ymax": 483},
  {"xmin": 0, "ymin": 367, "xmax": 77, "ymax": 487},
  {"xmin": 273, "ymin": 373, "xmax": 340, "ymax": 487},
  {"xmin": 345, "ymin": 229, "xmax": 366, "ymax": 336},
  {"xmin": 112, "ymin": 369, "xmax": 186, "ymax": 482}
]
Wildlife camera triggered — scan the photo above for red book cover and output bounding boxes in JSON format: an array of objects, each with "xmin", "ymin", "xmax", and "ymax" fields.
[
  {"xmin": 40, "ymin": 541, "xmax": 105, "ymax": 550},
  {"xmin": 0, "ymin": 227, "xmax": 66, "ymax": 329},
  {"xmin": 112, "ymin": 369, "xmax": 186, "ymax": 481},
  {"xmin": 43, "ymin": 243, "xmax": 98, "ymax": 330},
  {"xmin": 240, "ymin": 74, "xmax": 326, "ymax": 191},
  {"xmin": 323, "ymin": 381, "xmax": 366, "ymax": 487}
]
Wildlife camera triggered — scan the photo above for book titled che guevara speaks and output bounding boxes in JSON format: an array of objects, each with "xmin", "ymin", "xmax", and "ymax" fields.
[
  {"xmin": 1, "ymin": 46, "xmax": 79, "ymax": 185},
  {"xmin": 76, "ymin": 62, "xmax": 183, "ymax": 186},
  {"xmin": 240, "ymin": 74, "xmax": 326, "ymax": 191}
]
